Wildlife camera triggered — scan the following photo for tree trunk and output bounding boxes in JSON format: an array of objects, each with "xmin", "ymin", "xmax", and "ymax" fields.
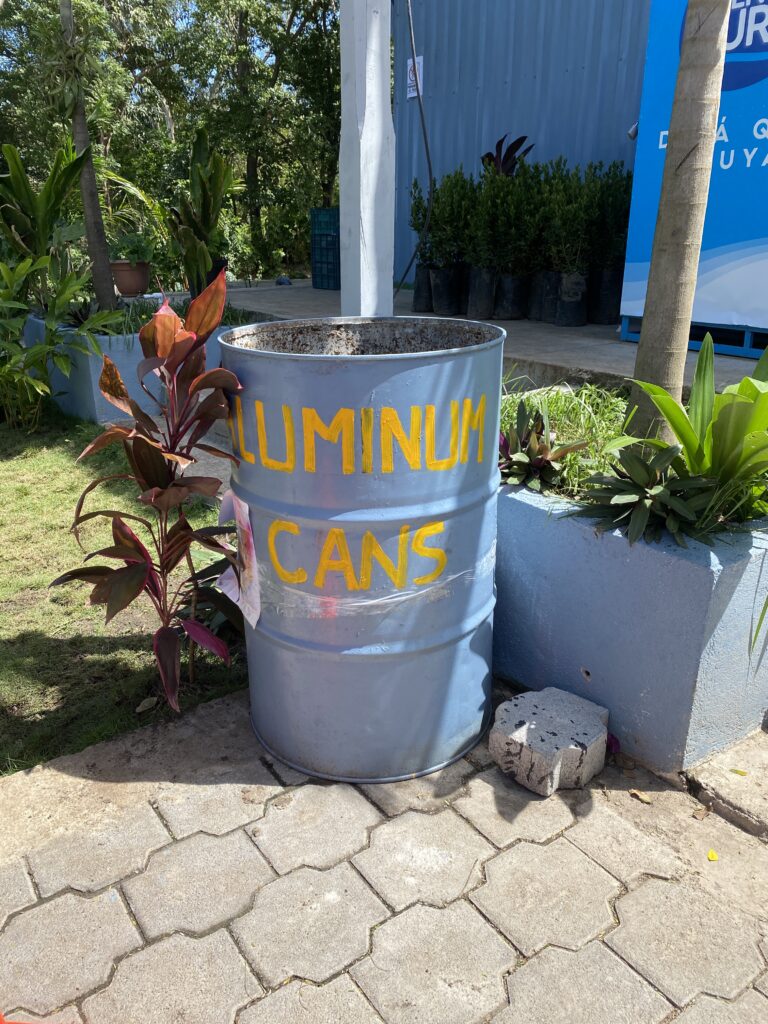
[
  {"xmin": 630, "ymin": 0, "xmax": 729, "ymax": 438},
  {"xmin": 60, "ymin": 0, "xmax": 116, "ymax": 310}
]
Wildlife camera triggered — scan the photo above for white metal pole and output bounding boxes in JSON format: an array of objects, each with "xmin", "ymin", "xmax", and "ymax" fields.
[{"xmin": 339, "ymin": 0, "xmax": 396, "ymax": 317}]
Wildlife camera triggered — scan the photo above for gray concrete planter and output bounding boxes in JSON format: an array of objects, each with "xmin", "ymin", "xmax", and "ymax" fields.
[
  {"xmin": 493, "ymin": 486, "xmax": 768, "ymax": 772},
  {"xmin": 25, "ymin": 316, "xmax": 228, "ymax": 424}
]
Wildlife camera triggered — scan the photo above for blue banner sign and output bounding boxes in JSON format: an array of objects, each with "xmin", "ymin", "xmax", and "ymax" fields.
[{"xmin": 622, "ymin": 0, "xmax": 768, "ymax": 332}]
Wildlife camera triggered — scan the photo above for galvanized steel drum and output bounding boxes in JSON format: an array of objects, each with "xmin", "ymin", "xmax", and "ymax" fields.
[{"xmin": 219, "ymin": 317, "xmax": 505, "ymax": 782}]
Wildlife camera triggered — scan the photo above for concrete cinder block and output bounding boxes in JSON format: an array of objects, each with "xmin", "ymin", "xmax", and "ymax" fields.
[{"xmin": 489, "ymin": 687, "xmax": 608, "ymax": 796}]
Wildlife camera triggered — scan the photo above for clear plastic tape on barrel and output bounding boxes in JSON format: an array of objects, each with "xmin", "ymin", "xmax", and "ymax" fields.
[{"xmin": 217, "ymin": 488, "xmax": 496, "ymax": 624}]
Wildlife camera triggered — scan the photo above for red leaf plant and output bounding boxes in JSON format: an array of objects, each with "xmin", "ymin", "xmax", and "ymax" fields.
[{"xmin": 51, "ymin": 271, "xmax": 243, "ymax": 710}]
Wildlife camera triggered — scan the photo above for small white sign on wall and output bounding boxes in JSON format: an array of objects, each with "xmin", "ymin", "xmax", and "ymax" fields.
[{"xmin": 407, "ymin": 56, "xmax": 423, "ymax": 99}]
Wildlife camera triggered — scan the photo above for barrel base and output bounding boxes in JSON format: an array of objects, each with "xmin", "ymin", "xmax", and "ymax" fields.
[{"xmin": 251, "ymin": 705, "xmax": 492, "ymax": 784}]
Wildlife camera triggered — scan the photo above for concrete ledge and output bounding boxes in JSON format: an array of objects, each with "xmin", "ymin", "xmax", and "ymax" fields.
[
  {"xmin": 25, "ymin": 318, "xmax": 232, "ymax": 424},
  {"xmin": 493, "ymin": 486, "xmax": 768, "ymax": 773}
]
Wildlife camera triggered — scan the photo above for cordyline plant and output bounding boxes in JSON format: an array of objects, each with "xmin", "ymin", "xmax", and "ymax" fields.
[
  {"xmin": 499, "ymin": 400, "xmax": 587, "ymax": 492},
  {"xmin": 51, "ymin": 271, "xmax": 243, "ymax": 711}
]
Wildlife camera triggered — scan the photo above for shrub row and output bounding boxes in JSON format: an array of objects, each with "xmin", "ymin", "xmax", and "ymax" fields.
[{"xmin": 410, "ymin": 159, "xmax": 632, "ymax": 326}]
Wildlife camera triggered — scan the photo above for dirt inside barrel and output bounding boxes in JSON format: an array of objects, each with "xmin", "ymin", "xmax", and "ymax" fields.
[{"xmin": 221, "ymin": 318, "xmax": 500, "ymax": 356}]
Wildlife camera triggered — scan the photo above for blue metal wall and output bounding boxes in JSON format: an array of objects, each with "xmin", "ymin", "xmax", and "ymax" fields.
[{"xmin": 393, "ymin": 0, "xmax": 652, "ymax": 280}]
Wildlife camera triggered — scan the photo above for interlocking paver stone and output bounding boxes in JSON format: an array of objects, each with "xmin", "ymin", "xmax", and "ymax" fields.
[
  {"xmin": 352, "ymin": 808, "xmax": 494, "ymax": 909},
  {"xmin": 248, "ymin": 783, "xmax": 381, "ymax": 873},
  {"xmin": 82, "ymin": 931, "xmax": 261, "ymax": 1023},
  {"xmin": 453, "ymin": 768, "xmax": 574, "ymax": 847},
  {"xmin": 361, "ymin": 759, "xmax": 473, "ymax": 816},
  {"xmin": 351, "ymin": 902, "xmax": 514, "ymax": 1024},
  {"xmin": 606, "ymin": 879, "xmax": 763, "ymax": 1005},
  {"xmin": 0, "ymin": 857, "xmax": 35, "ymax": 929},
  {"xmin": 566, "ymin": 802, "xmax": 683, "ymax": 887},
  {"xmin": 580, "ymin": 767, "xmax": 768, "ymax": 921},
  {"xmin": 470, "ymin": 837, "xmax": 619, "ymax": 956},
  {"xmin": 0, "ymin": 890, "xmax": 141, "ymax": 1016},
  {"xmin": 27, "ymin": 803, "xmax": 170, "ymax": 896},
  {"xmin": 231, "ymin": 862, "xmax": 388, "ymax": 985},
  {"xmin": 122, "ymin": 829, "xmax": 274, "ymax": 938},
  {"xmin": 238, "ymin": 976, "xmax": 381, "ymax": 1024},
  {"xmin": 757, "ymin": 972, "xmax": 768, "ymax": 997},
  {"xmin": 674, "ymin": 990, "xmax": 768, "ymax": 1023},
  {"xmin": 492, "ymin": 942, "xmax": 671, "ymax": 1023},
  {"xmin": 7, "ymin": 1008, "xmax": 83, "ymax": 1023},
  {"xmin": 154, "ymin": 773, "xmax": 283, "ymax": 838}
]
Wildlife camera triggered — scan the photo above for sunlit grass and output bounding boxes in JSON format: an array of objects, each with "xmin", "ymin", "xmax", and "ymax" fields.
[
  {"xmin": 500, "ymin": 381, "xmax": 628, "ymax": 496},
  {"xmin": 0, "ymin": 403, "xmax": 246, "ymax": 773}
]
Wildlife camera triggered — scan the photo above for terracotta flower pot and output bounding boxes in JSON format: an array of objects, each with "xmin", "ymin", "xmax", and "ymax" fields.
[{"xmin": 110, "ymin": 260, "xmax": 151, "ymax": 298}]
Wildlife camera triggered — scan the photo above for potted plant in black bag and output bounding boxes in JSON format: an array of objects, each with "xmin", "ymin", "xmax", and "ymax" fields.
[
  {"xmin": 525, "ymin": 161, "xmax": 558, "ymax": 321},
  {"xmin": 493, "ymin": 164, "xmax": 536, "ymax": 320},
  {"xmin": 546, "ymin": 162, "xmax": 595, "ymax": 327},
  {"xmin": 466, "ymin": 168, "xmax": 501, "ymax": 320},
  {"xmin": 428, "ymin": 170, "xmax": 475, "ymax": 316},
  {"xmin": 410, "ymin": 178, "xmax": 434, "ymax": 312},
  {"xmin": 588, "ymin": 162, "xmax": 632, "ymax": 324}
]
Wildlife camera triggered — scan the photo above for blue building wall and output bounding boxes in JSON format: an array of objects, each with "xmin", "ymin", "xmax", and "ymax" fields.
[{"xmin": 392, "ymin": 0, "xmax": 652, "ymax": 281}]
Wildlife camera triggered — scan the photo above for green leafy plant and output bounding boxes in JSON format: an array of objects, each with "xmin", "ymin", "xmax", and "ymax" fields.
[
  {"xmin": 0, "ymin": 258, "xmax": 118, "ymax": 431},
  {"xmin": 589, "ymin": 161, "xmax": 632, "ymax": 271},
  {"xmin": 500, "ymin": 382, "xmax": 628, "ymax": 495},
  {"xmin": 578, "ymin": 446, "xmax": 720, "ymax": 547},
  {"xmin": 409, "ymin": 178, "xmax": 433, "ymax": 265},
  {"xmin": 51, "ymin": 271, "xmax": 243, "ymax": 710},
  {"xmin": 0, "ymin": 142, "xmax": 87, "ymax": 297},
  {"xmin": 428, "ymin": 169, "xmax": 476, "ymax": 269},
  {"xmin": 544, "ymin": 160, "xmax": 596, "ymax": 274},
  {"xmin": 467, "ymin": 168, "xmax": 506, "ymax": 270},
  {"xmin": 167, "ymin": 130, "xmax": 239, "ymax": 296},
  {"xmin": 616, "ymin": 335, "xmax": 768, "ymax": 522},
  {"xmin": 499, "ymin": 399, "xmax": 587, "ymax": 492},
  {"xmin": 109, "ymin": 231, "xmax": 154, "ymax": 266},
  {"xmin": 494, "ymin": 162, "xmax": 539, "ymax": 277}
]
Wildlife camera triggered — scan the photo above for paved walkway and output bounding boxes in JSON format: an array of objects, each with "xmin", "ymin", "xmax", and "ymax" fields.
[
  {"xmin": 1, "ymin": 693, "xmax": 767, "ymax": 1023},
  {"xmin": 225, "ymin": 279, "xmax": 756, "ymax": 392}
]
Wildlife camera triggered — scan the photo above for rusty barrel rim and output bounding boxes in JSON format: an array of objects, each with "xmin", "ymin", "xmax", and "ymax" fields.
[{"xmin": 219, "ymin": 315, "xmax": 505, "ymax": 361}]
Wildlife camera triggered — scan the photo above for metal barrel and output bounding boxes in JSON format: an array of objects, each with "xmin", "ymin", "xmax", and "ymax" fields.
[{"xmin": 219, "ymin": 317, "xmax": 505, "ymax": 782}]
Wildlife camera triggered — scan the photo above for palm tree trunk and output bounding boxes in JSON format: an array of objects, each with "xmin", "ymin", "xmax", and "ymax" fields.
[
  {"xmin": 59, "ymin": 0, "xmax": 116, "ymax": 311},
  {"xmin": 630, "ymin": 0, "xmax": 730, "ymax": 438}
]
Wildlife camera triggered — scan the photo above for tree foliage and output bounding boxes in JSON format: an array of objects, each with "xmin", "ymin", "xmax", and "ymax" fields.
[{"xmin": 0, "ymin": 0, "xmax": 341, "ymax": 280}]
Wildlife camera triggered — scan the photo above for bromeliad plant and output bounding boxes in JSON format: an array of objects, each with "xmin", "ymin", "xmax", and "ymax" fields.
[
  {"xmin": 578, "ymin": 445, "xmax": 719, "ymax": 547},
  {"xmin": 499, "ymin": 400, "xmax": 587, "ymax": 492},
  {"xmin": 51, "ymin": 271, "xmax": 243, "ymax": 710},
  {"xmin": 481, "ymin": 133, "xmax": 534, "ymax": 177},
  {"xmin": 615, "ymin": 334, "xmax": 768, "ymax": 523}
]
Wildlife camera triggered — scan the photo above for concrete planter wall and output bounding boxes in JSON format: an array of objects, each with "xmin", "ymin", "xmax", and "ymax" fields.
[
  {"xmin": 494, "ymin": 486, "xmax": 768, "ymax": 772},
  {"xmin": 25, "ymin": 316, "xmax": 229, "ymax": 424}
]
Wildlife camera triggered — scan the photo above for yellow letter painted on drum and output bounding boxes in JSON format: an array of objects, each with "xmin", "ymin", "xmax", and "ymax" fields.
[
  {"xmin": 314, "ymin": 527, "xmax": 359, "ymax": 590},
  {"xmin": 267, "ymin": 520, "xmax": 307, "ymax": 584},
  {"xmin": 412, "ymin": 521, "xmax": 448, "ymax": 585},
  {"xmin": 235, "ymin": 396, "xmax": 256, "ymax": 464},
  {"xmin": 361, "ymin": 407, "xmax": 374, "ymax": 474},
  {"xmin": 255, "ymin": 401, "xmax": 296, "ymax": 472},
  {"xmin": 227, "ymin": 412, "xmax": 237, "ymax": 451},
  {"xmin": 380, "ymin": 406, "xmax": 422, "ymax": 472},
  {"xmin": 302, "ymin": 407, "xmax": 355, "ymax": 474},
  {"xmin": 425, "ymin": 401, "xmax": 459, "ymax": 471},
  {"xmin": 359, "ymin": 525, "xmax": 411, "ymax": 589},
  {"xmin": 460, "ymin": 394, "xmax": 486, "ymax": 464}
]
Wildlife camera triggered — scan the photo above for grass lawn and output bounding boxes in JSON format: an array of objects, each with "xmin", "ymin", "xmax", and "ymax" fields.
[{"xmin": 0, "ymin": 404, "xmax": 247, "ymax": 774}]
